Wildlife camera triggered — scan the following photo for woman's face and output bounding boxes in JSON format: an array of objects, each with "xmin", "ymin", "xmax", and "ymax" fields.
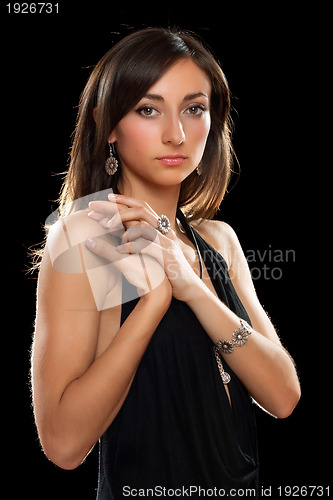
[{"xmin": 109, "ymin": 58, "xmax": 211, "ymax": 189}]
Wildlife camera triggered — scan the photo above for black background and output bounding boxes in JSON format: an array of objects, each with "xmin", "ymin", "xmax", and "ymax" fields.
[{"xmin": 2, "ymin": 2, "xmax": 327, "ymax": 498}]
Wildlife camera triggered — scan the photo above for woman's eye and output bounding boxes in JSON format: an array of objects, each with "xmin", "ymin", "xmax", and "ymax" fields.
[
  {"xmin": 185, "ymin": 105, "xmax": 206, "ymax": 116},
  {"xmin": 136, "ymin": 106, "xmax": 158, "ymax": 118}
]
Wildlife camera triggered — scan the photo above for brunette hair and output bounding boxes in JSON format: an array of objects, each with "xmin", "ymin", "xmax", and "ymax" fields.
[{"xmin": 59, "ymin": 27, "xmax": 234, "ymax": 220}]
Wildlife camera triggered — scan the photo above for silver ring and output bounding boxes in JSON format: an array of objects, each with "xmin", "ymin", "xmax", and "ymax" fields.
[{"xmin": 156, "ymin": 214, "xmax": 171, "ymax": 235}]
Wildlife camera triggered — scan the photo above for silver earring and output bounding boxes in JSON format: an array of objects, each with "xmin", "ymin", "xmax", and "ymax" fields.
[
  {"xmin": 196, "ymin": 163, "xmax": 202, "ymax": 176},
  {"xmin": 105, "ymin": 142, "xmax": 118, "ymax": 176}
]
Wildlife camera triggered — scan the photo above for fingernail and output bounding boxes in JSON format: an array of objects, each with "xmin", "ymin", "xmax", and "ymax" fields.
[{"xmin": 86, "ymin": 238, "xmax": 96, "ymax": 249}]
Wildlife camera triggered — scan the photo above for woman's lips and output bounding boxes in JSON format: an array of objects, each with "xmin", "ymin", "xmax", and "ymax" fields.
[{"xmin": 156, "ymin": 155, "xmax": 188, "ymax": 166}]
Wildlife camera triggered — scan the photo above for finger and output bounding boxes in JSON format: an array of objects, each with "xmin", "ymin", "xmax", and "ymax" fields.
[
  {"xmin": 117, "ymin": 238, "xmax": 166, "ymax": 269},
  {"xmin": 116, "ymin": 241, "xmax": 167, "ymax": 291},
  {"xmin": 88, "ymin": 199, "xmax": 141, "ymax": 233},
  {"xmin": 120, "ymin": 224, "xmax": 160, "ymax": 255},
  {"xmin": 87, "ymin": 212, "xmax": 125, "ymax": 238},
  {"xmin": 107, "ymin": 194, "xmax": 161, "ymax": 224},
  {"xmin": 85, "ymin": 236, "xmax": 123, "ymax": 262},
  {"xmin": 121, "ymin": 223, "xmax": 160, "ymax": 245},
  {"xmin": 107, "ymin": 206, "xmax": 158, "ymax": 230},
  {"xmin": 108, "ymin": 193, "xmax": 157, "ymax": 214},
  {"xmin": 87, "ymin": 210, "xmax": 107, "ymax": 221},
  {"xmin": 88, "ymin": 200, "xmax": 125, "ymax": 218},
  {"xmin": 87, "ymin": 212, "xmax": 110, "ymax": 230},
  {"xmin": 117, "ymin": 237, "xmax": 152, "ymax": 255},
  {"xmin": 85, "ymin": 236, "xmax": 165, "ymax": 299},
  {"xmin": 121, "ymin": 220, "xmax": 176, "ymax": 242}
]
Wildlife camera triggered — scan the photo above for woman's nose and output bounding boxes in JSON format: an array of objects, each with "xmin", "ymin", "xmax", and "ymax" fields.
[{"xmin": 162, "ymin": 116, "xmax": 185, "ymax": 145}]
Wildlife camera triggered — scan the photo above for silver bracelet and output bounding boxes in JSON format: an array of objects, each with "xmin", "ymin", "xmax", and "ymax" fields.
[{"xmin": 215, "ymin": 319, "xmax": 253, "ymax": 354}]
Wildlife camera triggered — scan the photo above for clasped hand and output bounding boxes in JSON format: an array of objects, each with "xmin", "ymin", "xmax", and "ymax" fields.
[{"xmin": 85, "ymin": 193, "xmax": 201, "ymax": 303}]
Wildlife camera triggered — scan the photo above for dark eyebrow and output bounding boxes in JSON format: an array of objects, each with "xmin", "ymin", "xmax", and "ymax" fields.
[
  {"xmin": 142, "ymin": 92, "xmax": 209, "ymax": 102},
  {"xmin": 183, "ymin": 92, "xmax": 209, "ymax": 101},
  {"xmin": 143, "ymin": 93, "xmax": 164, "ymax": 102}
]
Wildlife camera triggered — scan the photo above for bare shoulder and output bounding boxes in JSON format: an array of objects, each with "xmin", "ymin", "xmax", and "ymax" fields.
[
  {"xmin": 40, "ymin": 210, "xmax": 121, "ymax": 313},
  {"xmin": 193, "ymin": 218, "xmax": 240, "ymax": 270},
  {"xmin": 45, "ymin": 210, "xmax": 116, "ymax": 274}
]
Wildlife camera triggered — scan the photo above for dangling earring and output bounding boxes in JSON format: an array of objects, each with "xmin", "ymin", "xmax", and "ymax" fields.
[
  {"xmin": 105, "ymin": 142, "xmax": 118, "ymax": 176},
  {"xmin": 196, "ymin": 163, "xmax": 202, "ymax": 176}
]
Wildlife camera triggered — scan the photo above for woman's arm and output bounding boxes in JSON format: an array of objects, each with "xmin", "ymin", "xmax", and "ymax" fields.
[
  {"xmin": 187, "ymin": 220, "xmax": 301, "ymax": 418},
  {"xmin": 31, "ymin": 213, "xmax": 172, "ymax": 470}
]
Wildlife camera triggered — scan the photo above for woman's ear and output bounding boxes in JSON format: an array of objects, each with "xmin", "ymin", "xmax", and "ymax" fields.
[{"xmin": 107, "ymin": 131, "xmax": 117, "ymax": 143}]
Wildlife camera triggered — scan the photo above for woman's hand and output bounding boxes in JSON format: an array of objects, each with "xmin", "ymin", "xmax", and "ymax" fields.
[
  {"xmin": 86, "ymin": 193, "xmax": 202, "ymax": 303},
  {"xmin": 84, "ymin": 237, "xmax": 169, "ymax": 305}
]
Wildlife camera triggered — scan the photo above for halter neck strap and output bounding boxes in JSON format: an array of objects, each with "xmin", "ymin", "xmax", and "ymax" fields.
[{"xmin": 176, "ymin": 208, "xmax": 203, "ymax": 280}]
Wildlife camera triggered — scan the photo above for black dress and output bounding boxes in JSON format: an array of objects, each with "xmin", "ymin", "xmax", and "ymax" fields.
[{"xmin": 97, "ymin": 210, "xmax": 259, "ymax": 499}]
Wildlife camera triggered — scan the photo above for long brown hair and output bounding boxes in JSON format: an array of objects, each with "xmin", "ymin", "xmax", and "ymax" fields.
[{"xmin": 59, "ymin": 27, "xmax": 234, "ymax": 220}]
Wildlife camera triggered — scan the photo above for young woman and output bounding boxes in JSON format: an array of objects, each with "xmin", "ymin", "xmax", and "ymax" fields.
[{"xmin": 31, "ymin": 28, "xmax": 300, "ymax": 499}]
